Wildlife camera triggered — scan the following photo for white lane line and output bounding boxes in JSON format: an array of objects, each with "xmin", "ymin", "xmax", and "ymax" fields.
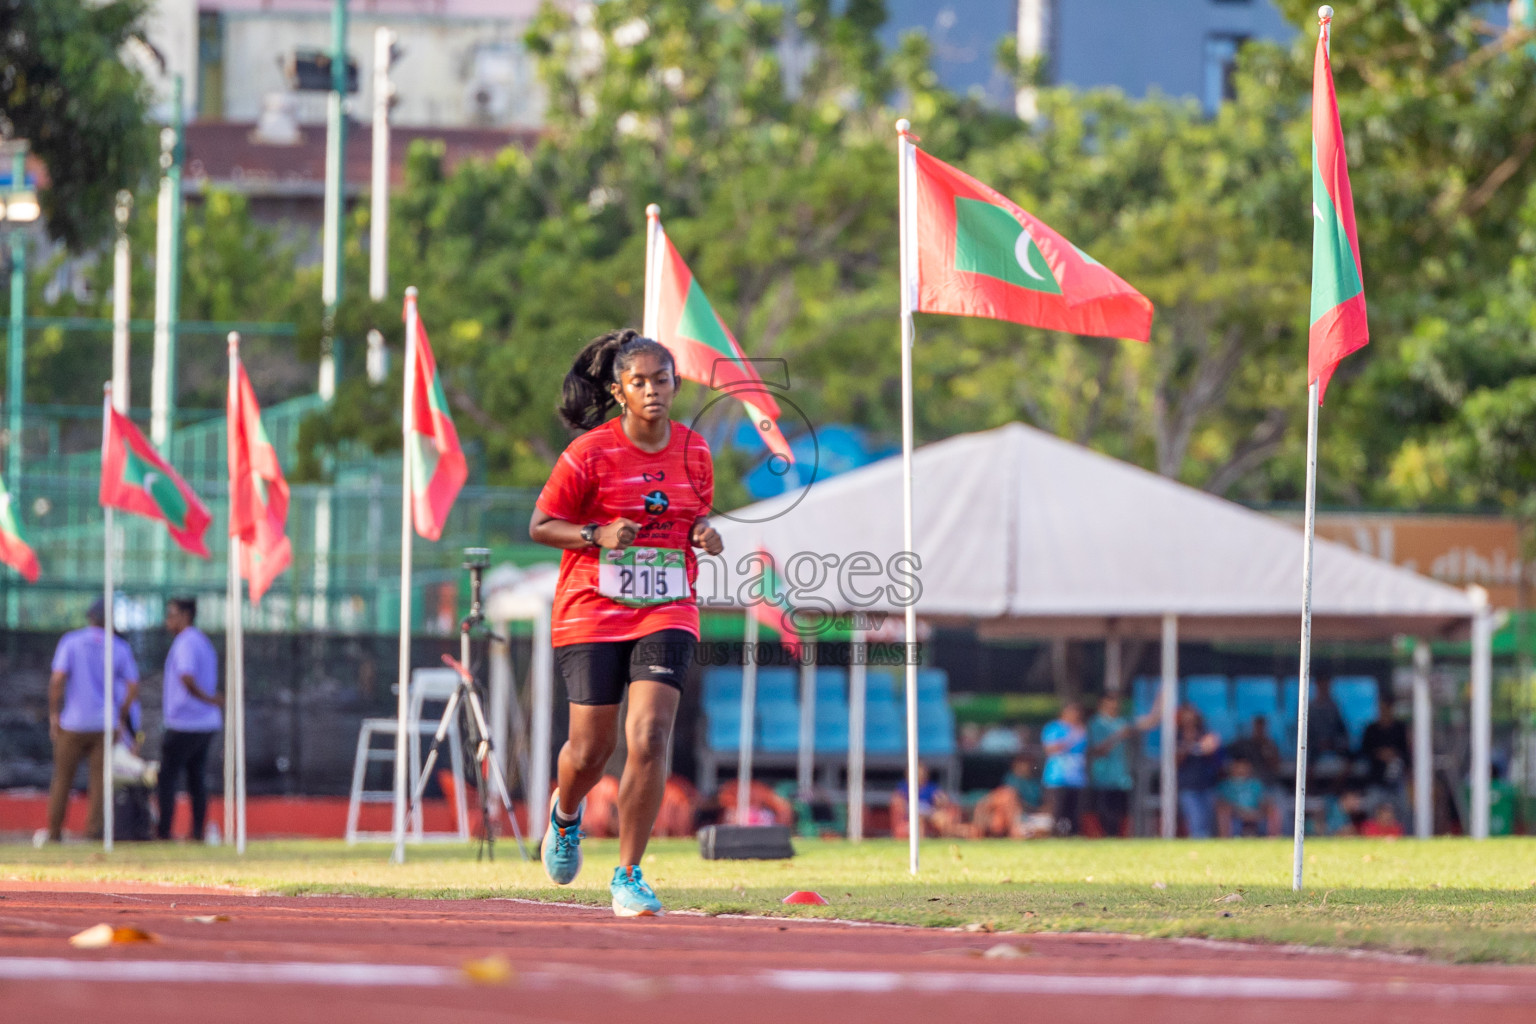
[{"xmin": 0, "ymin": 958, "xmax": 1532, "ymax": 1004}]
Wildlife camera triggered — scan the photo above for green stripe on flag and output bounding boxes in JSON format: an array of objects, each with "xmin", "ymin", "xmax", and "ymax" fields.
[
  {"xmin": 954, "ymin": 198, "xmax": 1062, "ymax": 295},
  {"xmin": 1310, "ymin": 150, "xmax": 1364, "ymax": 324},
  {"xmin": 676, "ymin": 279, "xmax": 740, "ymax": 361},
  {"xmin": 122, "ymin": 446, "xmax": 189, "ymax": 529}
]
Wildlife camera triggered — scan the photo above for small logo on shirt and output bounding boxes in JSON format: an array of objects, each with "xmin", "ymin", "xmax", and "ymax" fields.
[
  {"xmin": 643, "ymin": 471, "xmax": 666, "ymax": 482},
  {"xmin": 647, "ymin": 665, "xmax": 675, "ymax": 675},
  {"xmin": 643, "ymin": 489, "xmax": 669, "ymax": 515}
]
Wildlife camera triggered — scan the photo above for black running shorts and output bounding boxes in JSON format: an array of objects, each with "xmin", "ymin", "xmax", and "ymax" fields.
[{"xmin": 555, "ymin": 629, "xmax": 696, "ymax": 706}]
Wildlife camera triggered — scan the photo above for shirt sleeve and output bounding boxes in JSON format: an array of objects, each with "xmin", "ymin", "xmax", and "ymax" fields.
[
  {"xmin": 50, "ymin": 635, "xmax": 72, "ymax": 674},
  {"xmin": 692, "ymin": 435, "xmax": 714, "ymax": 511},
  {"xmin": 118, "ymin": 639, "xmax": 139, "ymax": 683},
  {"xmin": 536, "ymin": 446, "xmax": 594, "ymax": 523}
]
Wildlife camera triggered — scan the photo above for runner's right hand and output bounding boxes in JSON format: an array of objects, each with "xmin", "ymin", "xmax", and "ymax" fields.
[{"xmin": 599, "ymin": 518, "xmax": 640, "ymax": 552}]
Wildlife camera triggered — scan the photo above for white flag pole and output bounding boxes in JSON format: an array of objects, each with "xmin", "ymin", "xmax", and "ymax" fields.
[
  {"xmin": 100, "ymin": 383, "xmax": 115, "ymax": 853},
  {"xmin": 226, "ymin": 335, "xmax": 239, "ymax": 848},
  {"xmin": 737, "ymin": 607, "xmax": 759, "ymax": 825},
  {"xmin": 227, "ymin": 332, "xmax": 248, "ymax": 854},
  {"xmin": 644, "ymin": 204, "xmax": 662, "ymax": 339},
  {"xmin": 896, "ymin": 118, "xmax": 921, "ymax": 875},
  {"xmin": 1293, "ymin": 6, "xmax": 1334, "ymax": 892},
  {"xmin": 393, "ymin": 287, "xmax": 419, "ymax": 864}
]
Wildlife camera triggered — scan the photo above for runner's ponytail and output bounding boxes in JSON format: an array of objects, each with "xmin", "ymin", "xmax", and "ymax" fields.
[{"xmin": 558, "ymin": 329, "xmax": 675, "ymax": 431}]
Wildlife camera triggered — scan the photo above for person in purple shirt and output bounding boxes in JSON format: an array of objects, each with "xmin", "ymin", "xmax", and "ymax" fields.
[
  {"xmin": 157, "ymin": 597, "xmax": 222, "ymax": 842},
  {"xmin": 46, "ymin": 597, "xmax": 139, "ymax": 842}
]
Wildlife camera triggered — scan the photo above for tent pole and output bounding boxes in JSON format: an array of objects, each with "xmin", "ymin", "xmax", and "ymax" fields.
[
  {"xmin": 896, "ymin": 119, "xmax": 921, "ymax": 876},
  {"xmin": 528, "ymin": 600, "xmax": 553, "ymax": 835},
  {"xmin": 798, "ymin": 642, "xmax": 815, "ymax": 797},
  {"xmin": 848, "ymin": 628, "xmax": 866, "ymax": 842},
  {"xmin": 1159, "ymin": 613, "xmax": 1177, "ymax": 840},
  {"xmin": 1412, "ymin": 638, "xmax": 1433, "ymax": 838},
  {"xmin": 737, "ymin": 610, "xmax": 759, "ymax": 824},
  {"xmin": 1293, "ymin": 378, "xmax": 1320, "ymax": 889},
  {"xmin": 1471, "ymin": 587, "xmax": 1492, "ymax": 839}
]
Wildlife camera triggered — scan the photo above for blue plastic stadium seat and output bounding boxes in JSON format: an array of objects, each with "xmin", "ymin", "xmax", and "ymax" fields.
[
  {"xmin": 707, "ymin": 705, "xmax": 741, "ymax": 752},
  {"xmin": 915, "ymin": 668, "xmax": 949, "ymax": 701},
  {"xmin": 914, "ymin": 703, "xmax": 956, "ymax": 755},
  {"xmin": 703, "ymin": 667, "xmax": 743, "ymax": 710},
  {"xmin": 756, "ymin": 701, "xmax": 801, "ymax": 753},
  {"xmin": 1330, "ymin": 676, "xmax": 1381, "ymax": 749},
  {"xmin": 754, "ymin": 668, "xmax": 798, "ymax": 707},
  {"xmin": 863, "ymin": 669, "xmax": 898, "ymax": 706},
  {"xmin": 815, "ymin": 667, "xmax": 848, "ymax": 707},
  {"xmin": 865, "ymin": 703, "xmax": 904, "ymax": 754},
  {"xmin": 815, "ymin": 701, "xmax": 850, "ymax": 754}
]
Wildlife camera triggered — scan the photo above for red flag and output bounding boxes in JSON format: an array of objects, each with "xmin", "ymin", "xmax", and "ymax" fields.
[
  {"xmin": 747, "ymin": 547, "xmax": 802, "ymax": 656},
  {"xmin": 652, "ymin": 226, "xmax": 794, "ymax": 462},
  {"xmin": 405, "ymin": 292, "xmax": 467, "ymax": 541},
  {"xmin": 228, "ymin": 354, "xmax": 292, "ymax": 603},
  {"xmin": 100, "ymin": 407, "xmax": 211, "ymax": 558},
  {"xmin": 0, "ymin": 473, "xmax": 39, "ymax": 582},
  {"xmin": 908, "ymin": 144, "xmax": 1153, "ymax": 342},
  {"xmin": 1308, "ymin": 13, "xmax": 1369, "ymax": 403}
]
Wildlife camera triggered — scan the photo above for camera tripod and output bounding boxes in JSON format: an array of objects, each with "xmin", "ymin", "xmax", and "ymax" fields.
[{"xmin": 408, "ymin": 550, "xmax": 530, "ymax": 861}]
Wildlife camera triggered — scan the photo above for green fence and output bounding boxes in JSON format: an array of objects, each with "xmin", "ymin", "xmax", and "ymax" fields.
[{"xmin": 2, "ymin": 397, "xmax": 549, "ymax": 635}]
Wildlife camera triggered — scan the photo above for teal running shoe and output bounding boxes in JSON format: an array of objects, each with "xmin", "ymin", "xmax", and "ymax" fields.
[
  {"xmin": 610, "ymin": 865, "xmax": 664, "ymax": 917},
  {"xmin": 540, "ymin": 793, "xmax": 583, "ymax": 885}
]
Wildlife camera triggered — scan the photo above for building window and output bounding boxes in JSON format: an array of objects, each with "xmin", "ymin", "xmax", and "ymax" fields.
[{"xmin": 1202, "ymin": 33, "xmax": 1248, "ymax": 114}]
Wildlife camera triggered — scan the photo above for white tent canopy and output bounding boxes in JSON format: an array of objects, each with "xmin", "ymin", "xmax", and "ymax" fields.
[{"xmin": 708, "ymin": 422, "xmax": 1493, "ymax": 839}]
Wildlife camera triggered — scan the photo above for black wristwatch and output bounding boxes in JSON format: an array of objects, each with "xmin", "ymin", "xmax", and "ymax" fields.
[{"xmin": 580, "ymin": 523, "xmax": 600, "ymax": 547}]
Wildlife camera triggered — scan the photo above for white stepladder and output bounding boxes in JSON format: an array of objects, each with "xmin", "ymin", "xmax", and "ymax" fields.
[{"xmin": 345, "ymin": 668, "xmax": 470, "ymax": 844}]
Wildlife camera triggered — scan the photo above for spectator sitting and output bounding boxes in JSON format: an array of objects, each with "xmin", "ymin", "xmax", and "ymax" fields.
[
  {"xmin": 717, "ymin": 778, "xmax": 796, "ymax": 826},
  {"xmin": 892, "ymin": 764, "xmax": 965, "ymax": 838},
  {"xmin": 1216, "ymin": 757, "xmax": 1274, "ymax": 837},
  {"xmin": 1360, "ymin": 702, "xmax": 1410, "ymax": 827},
  {"xmin": 1308, "ymin": 681, "xmax": 1351, "ymax": 790},
  {"xmin": 1324, "ymin": 789, "xmax": 1368, "ymax": 836},
  {"xmin": 1359, "ymin": 801, "xmax": 1404, "ymax": 838},
  {"xmin": 1228, "ymin": 715, "xmax": 1282, "ymax": 787},
  {"xmin": 653, "ymin": 775, "xmax": 699, "ymax": 837},
  {"xmin": 970, "ymin": 755, "xmax": 1044, "ymax": 838}
]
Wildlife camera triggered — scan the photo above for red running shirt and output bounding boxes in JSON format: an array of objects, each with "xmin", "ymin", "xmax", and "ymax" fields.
[{"xmin": 536, "ymin": 418, "xmax": 714, "ymax": 647}]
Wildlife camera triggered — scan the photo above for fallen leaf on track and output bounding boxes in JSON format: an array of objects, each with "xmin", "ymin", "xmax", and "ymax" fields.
[
  {"xmin": 70, "ymin": 924, "xmax": 158, "ymax": 948},
  {"xmin": 1214, "ymin": 893, "xmax": 1243, "ymax": 904},
  {"xmin": 184, "ymin": 915, "xmax": 231, "ymax": 924},
  {"xmin": 461, "ymin": 955, "xmax": 514, "ymax": 986},
  {"xmin": 983, "ymin": 943, "xmax": 1029, "ymax": 959}
]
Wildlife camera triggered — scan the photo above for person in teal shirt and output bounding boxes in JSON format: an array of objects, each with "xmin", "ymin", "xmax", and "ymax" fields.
[
  {"xmin": 1041, "ymin": 702, "xmax": 1088, "ymax": 836},
  {"xmin": 1088, "ymin": 693, "xmax": 1158, "ymax": 838},
  {"xmin": 1216, "ymin": 757, "xmax": 1273, "ymax": 836}
]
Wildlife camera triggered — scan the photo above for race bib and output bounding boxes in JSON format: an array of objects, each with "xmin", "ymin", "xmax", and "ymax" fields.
[{"xmin": 597, "ymin": 547, "xmax": 690, "ymax": 607}]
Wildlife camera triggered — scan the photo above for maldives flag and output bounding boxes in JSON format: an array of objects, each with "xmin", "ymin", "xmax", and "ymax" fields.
[
  {"xmin": 652, "ymin": 225, "xmax": 794, "ymax": 462},
  {"xmin": 405, "ymin": 292, "xmax": 466, "ymax": 541},
  {"xmin": 747, "ymin": 547, "xmax": 802, "ymax": 656},
  {"xmin": 100, "ymin": 407, "xmax": 212, "ymax": 558},
  {"xmin": 908, "ymin": 145, "xmax": 1153, "ymax": 342},
  {"xmin": 228, "ymin": 354, "xmax": 292, "ymax": 603},
  {"xmin": 1308, "ymin": 15, "xmax": 1369, "ymax": 403},
  {"xmin": 0, "ymin": 474, "xmax": 39, "ymax": 582}
]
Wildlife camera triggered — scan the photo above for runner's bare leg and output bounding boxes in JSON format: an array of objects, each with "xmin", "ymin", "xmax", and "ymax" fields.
[
  {"xmin": 617, "ymin": 680, "xmax": 680, "ymax": 866},
  {"xmin": 557, "ymin": 704, "xmax": 621, "ymax": 818}
]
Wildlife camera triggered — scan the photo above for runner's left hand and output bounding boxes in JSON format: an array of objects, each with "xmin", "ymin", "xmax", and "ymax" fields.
[{"xmin": 690, "ymin": 520, "xmax": 723, "ymax": 556}]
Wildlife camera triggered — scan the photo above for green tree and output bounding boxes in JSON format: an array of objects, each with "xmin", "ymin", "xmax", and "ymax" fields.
[{"xmin": 0, "ymin": 0, "xmax": 156, "ymax": 247}]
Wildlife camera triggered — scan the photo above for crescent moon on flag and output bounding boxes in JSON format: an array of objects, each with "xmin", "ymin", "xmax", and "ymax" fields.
[{"xmin": 1013, "ymin": 227, "xmax": 1048, "ymax": 282}]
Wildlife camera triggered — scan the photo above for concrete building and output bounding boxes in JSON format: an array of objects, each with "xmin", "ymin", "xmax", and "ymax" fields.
[
  {"xmin": 1016, "ymin": 0, "xmax": 1296, "ymax": 117},
  {"xmin": 131, "ymin": 0, "xmax": 545, "ymax": 129}
]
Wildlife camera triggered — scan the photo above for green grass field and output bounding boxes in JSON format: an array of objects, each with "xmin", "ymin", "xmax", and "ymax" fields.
[{"xmin": 5, "ymin": 837, "xmax": 1536, "ymax": 964}]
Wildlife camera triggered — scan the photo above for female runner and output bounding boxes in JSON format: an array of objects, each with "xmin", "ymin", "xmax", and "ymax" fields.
[{"xmin": 530, "ymin": 329, "xmax": 723, "ymax": 916}]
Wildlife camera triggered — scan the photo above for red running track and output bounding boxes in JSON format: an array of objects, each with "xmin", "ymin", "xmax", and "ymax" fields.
[{"xmin": 1, "ymin": 881, "xmax": 1534, "ymax": 1023}]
